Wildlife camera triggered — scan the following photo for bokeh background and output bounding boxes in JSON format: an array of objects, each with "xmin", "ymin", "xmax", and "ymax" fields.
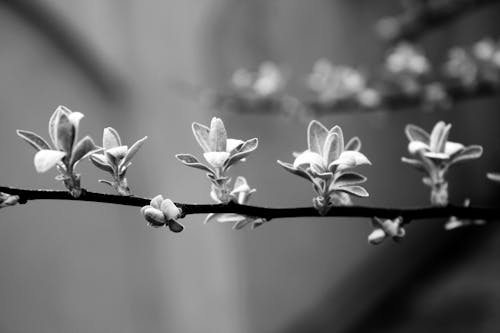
[{"xmin": 0, "ymin": 1, "xmax": 500, "ymax": 332}]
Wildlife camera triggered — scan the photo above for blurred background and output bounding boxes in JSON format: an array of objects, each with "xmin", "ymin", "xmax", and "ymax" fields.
[{"xmin": 0, "ymin": 0, "xmax": 500, "ymax": 332}]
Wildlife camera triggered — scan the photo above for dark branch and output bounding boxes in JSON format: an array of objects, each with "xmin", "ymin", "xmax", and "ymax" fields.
[
  {"xmin": 379, "ymin": 0, "xmax": 500, "ymax": 44},
  {"xmin": 1, "ymin": 186, "xmax": 500, "ymax": 224}
]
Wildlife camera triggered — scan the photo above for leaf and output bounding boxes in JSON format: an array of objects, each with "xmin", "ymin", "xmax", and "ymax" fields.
[
  {"xmin": 225, "ymin": 138, "xmax": 258, "ymax": 168},
  {"xmin": 450, "ymin": 145, "xmax": 483, "ymax": 165},
  {"xmin": 405, "ymin": 124, "xmax": 429, "ymax": 144},
  {"xmin": 103, "ymin": 127, "xmax": 121, "ymax": 150},
  {"xmin": 55, "ymin": 112, "xmax": 75, "ymax": 153},
  {"xmin": 107, "ymin": 146, "xmax": 128, "ymax": 160},
  {"xmin": 333, "ymin": 172, "xmax": 367, "ymax": 188},
  {"xmin": 168, "ymin": 221, "xmax": 184, "ymax": 233},
  {"xmin": 226, "ymin": 139, "xmax": 244, "ymax": 154},
  {"xmin": 330, "ymin": 151, "xmax": 371, "ymax": 169},
  {"xmin": 176, "ymin": 154, "xmax": 214, "ymax": 173},
  {"xmin": 192, "ymin": 122, "xmax": 211, "ymax": 152},
  {"xmin": 325, "ymin": 125, "xmax": 344, "ymax": 161},
  {"xmin": 487, "ymin": 173, "xmax": 500, "ymax": 183},
  {"xmin": 16, "ymin": 130, "xmax": 51, "ymax": 151},
  {"xmin": 48, "ymin": 106, "xmax": 71, "ymax": 147},
  {"xmin": 70, "ymin": 136, "xmax": 99, "ymax": 168},
  {"xmin": 336, "ymin": 185, "xmax": 369, "ymax": 197},
  {"xmin": 277, "ymin": 160, "xmax": 312, "ymax": 182},
  {"xmin": 98, "ymin": 179, "xmax": 115, "ymax": 187},
  {"xmin": 122, "ymin": 136, "xmax": 147, "ymax": 167},
  {"xmin": 204, "ymin": 151, "xmax": 230, "ymax": 168},
  {"xmin": 150, "ymin": 195, "xmax": 164, "ymax": 209},
  {"xmin": 408, "ymin": 141, "xmax": 429, "ymax": 154},
  {"xmin": 345, "ymin": 137, "xmax": 361, "ymax": 152},
  {"xmin": 401, "ymin": 157, "xmax": 427, "ymax": 173},
  {"xmin": 435, "ymin": 123, "xmax": 451, "ymax": 153},
  {"xmin": 307, "ymin": 120, "xmax": 328, "ymax": 154},
  {"xmin": 208, "ymin": 117, "xmax": 227, "ymax": 152},
  {"xmin": 293, "ymin": 150, "xmax": 323, "ymax": 169},
  {"xmin": 90, "ymin": 154, "xmax": 114, "ymax": 174},
  {"xmin": 34, "ymin": 149, "xmax": 66, "ymax": 173},
  {"xmin": 429, "ymin": 121, "xmax": 445, "ymax": 152}
]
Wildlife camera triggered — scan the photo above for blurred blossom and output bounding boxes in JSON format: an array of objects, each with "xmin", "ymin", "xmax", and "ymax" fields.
[
  {"xmin": 444, "ymin": 47, "xmax": 478, "ymax": 87},
  {"xmin": 308, "ymin": 59, "xmax": 379, "ymax": 107},
  {"xmin": 231, "ymin": 61, "xmax": 286, "ymax": 98},
  {"xmin": 385, "ymin": 43, "xmax": 430, "ymax": 75},
  {"xmin": 423, "ymin": 82, "xmax": 450, "ymax": 110}
]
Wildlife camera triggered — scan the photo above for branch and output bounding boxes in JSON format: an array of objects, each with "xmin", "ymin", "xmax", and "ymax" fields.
[
  {"xmin": 1, "ymin": 186, "xmax": 500, "ymax": 224},
  {"xmin": 378, "ymin": 0, "xmax": 500, "ymax": 44}
]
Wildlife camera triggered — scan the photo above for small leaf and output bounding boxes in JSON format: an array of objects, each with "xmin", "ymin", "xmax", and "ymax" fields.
[
  {"xmin": 107, "ymin": 146, "xmax": 128, "ymax": 160},
  {"xmin": 226, "ymin": 139, "xmax": 244, "ymax": 154},
  {"xmin": 345, "ymin": 137, "xmax": 361, "ymax": 151},
  {"xmin": 408, "ymin": 141, "xmax": 429, "ymax": 154},
  {"xmin": 122, "ymin": 136, "xmax": 147, "ymax": 167},
  {"xmin": 429, "ymin": 121, "xmax": 445, "ymax": 152},
  {"xmin": 487, "ymin": 172, "xmax": 500, "ymax": 183},
  {"xmin": 307, "ymin": 120, "xmax": 328, "ymax": 154},
  {"xmin": 70, "ymin": 136, "xmax": 98, "ymax": 167},
  {"xmin": 204, "ymin": 151, "xmax": 230, "ymax": 168},
  {"xmin": 450, "ymin": 145, "xmax": 483, "ymax": 165},
  {"xmin": 168, "ymin": 220, "xmax": 184, "ymax": 233},
  {"xmin": 17, "ymin": 130, "xmax": 51, "ymax": 151},
  {"xmin": 48, "ymin": 106, "xmax": 71, "ymax": 147},
  {"xmin": 176, "ymin": 154, "xmax": 214, "ymax": 174},
  {"xmin": 90, "ymin": 154, "xmax": 115, "ymax": 174},
  {"xmin": 293, "ymin": 150, "xmax": 323, "ymax": 169},
  {"xmin": 336, "ymin": 185, "xmax": 369, "ymax": 197},
  {"xmin": 401, "ymin": 157, "xmax": 427, "ymax": 173},
  {"xmin": 192, "ymin": 122, "xmax": 211, "ymax": 152},
  {"xmin": 277, "ymin": 160, "xmax": 312, "ymax": 182},
  {"xmin": 405, "ymin": 124, "xmax": 429, "ymax": 144},
  {"xmin": 103, "ymin": 127, "xmax": 121, "ymax": 150},
  {"xmin": 56, "ymin": 112, "xmax": 75, "ymax": 153},
  {"xmin": 34, "ymin": 150, "xmax": 66, "ymax": 173},
  {"xmin": 98, "ymin": 179, "xmax": 115, "ymax": 188},
  {"xmin": 435, "ymin": 123, "xmax": 451, "ymax": 153},
  {"xmin": 208, "ymin": 117, "xmax": 227, "ymax": 152},
  {"xmin": 330, "ymin": 151, "xmax": 371, "ymax": 169},
  {"xmin": 322, "ymin": 132, "xmax": 340, "ymax": 166},
  {"xmin": 333, "ymin": 172, "xmax": 367, "ymax": 188},
  {"xmin": 224, "ymin": 138, "xmax": 258, "ymax": 168}
]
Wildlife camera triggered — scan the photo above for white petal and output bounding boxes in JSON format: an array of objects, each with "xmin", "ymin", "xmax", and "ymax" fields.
[
  {"xmin": 293, "ymin": 150, "xmax": 324, "ymax": 169},
  {"xmin": 331, "ymin": 151, "xmax": 371, "ymax": 168},
  {"xmin": 150, "ymin": 195, "xmax": 164, "ymax": 209},
  {"xmin": 408, "ymin": 141, "xmax": 429, "ymax": 154},
  {"xmin": 34, "ymin": 150, "xmax": 66, "ymax": 173},
  {"xmin": 204, "ymin": 151, "xmax": 230, "ymax": 168},
  {"xmin": 160, "ymin": 199, "xmax": 181, "ymax": 220},
  {"xmin": 444, "ymin": 141, "xmax": 464, "ymax": 156}
]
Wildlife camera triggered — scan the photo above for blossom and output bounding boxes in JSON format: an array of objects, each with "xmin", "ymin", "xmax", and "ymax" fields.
[
  {"xmin": 278, "ymin": 120, "xmax": 370, "ymax": 214},
  {"xmin": 204, "ymin": 176, "xmax": 265, "ymax": 230},
  {"xmin": 232, "ymin": 61, "xmax": 286, "ymax": 98},
  {"xmin": 385, "ymin": 43, "xmax": 430, "ymax": 75},
  {"xmin": 141, "ymin": 195, "xmax": 183, "ymax": 232},
  {"xmin": 90, "ymin": 127, "xmax": 147, "ymax": 195},
  {"xmin": 17, "ymin": 105, "xmax": 99, "ymax": 197}
]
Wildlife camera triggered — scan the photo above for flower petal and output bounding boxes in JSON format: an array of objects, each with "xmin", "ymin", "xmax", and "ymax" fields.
[
  {"xmin": 103, "ymin": 127, "xmax": 121, "ymax": 150},
  {"xmin": 192, "ymin": 122, "xmax": 211, "ymax": 152},
  {"xmin": 142, "ymin": 206, "xmax": 166, "ymax": 227},
  {"xmin": 293, "ymin": 150, "xmax": 324, "ymax": 169},
  {"xmin": 34, "ymin": 149, "xmax": 66, "ymax": 173},
  {"xmin": 17, "ymin": 130, "xmax": 51, "ymax": 151},
  {"xmin": 208, "ymin": 117, "xmax": 227, "ymax": 152},
  {"xmin": 307, "ymin": 120, "xmax": 328, "ymax": 154},
  {"xmin": 160, "ymin": 199, "xmax": 181, "ymax": 220},
  {"xmin": 150, "ymin": 195, "xmax": 164, "ymax": 209},
  {"xmin": 204, "ymin": 151, "xmax": 230, "ymax": 168},
  {"xmin": 405, "ymin": 124, "xmax": 430, "ymax": 144}
]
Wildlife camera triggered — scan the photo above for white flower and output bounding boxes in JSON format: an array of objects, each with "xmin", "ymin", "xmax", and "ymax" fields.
[{"xmin": 141, "ymin": 195, "xmax": 183, "ymax": 232}]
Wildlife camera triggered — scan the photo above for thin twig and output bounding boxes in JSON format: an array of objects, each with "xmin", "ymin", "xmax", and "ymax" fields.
[{"xmin": 1, "ymin": 186, "xmax": 499, "ymax": 224}]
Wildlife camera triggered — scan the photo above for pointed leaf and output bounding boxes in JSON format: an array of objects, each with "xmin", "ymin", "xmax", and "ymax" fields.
[
  {"xmin": 192, "ymin": 122, "xmax": 211, "ymax": 152},
  {"xmin": 122, "ymin": 136, "xmax": 147, "ymax": 167},
  {"xmin": 323, "ymin": 132, "xmax": 340, "ymax": 165},
  {"xmin": 405, "ymin": 124, "xmax": 430, "ymax": 144},
  {"xmin": 429, "ymin": 121, "xmax": 445, "ymax": 152},
  {"xmin": 98, "ymin": 179, "xmax": 115, "ymax": 187},
  {"xmin": 226, "ymin": 139, "xmax": 244, "ymax": 154},
  {"xmin": 336, "ymin": 185, "xmax": 369, "ymax": 197},
  {"xmin": 48, "ymin": 106, "xmax": 71, "ymax": 147},
  {"xmin": 225, "ymin": 138, "xmax": 258, "ymax": 167},
  {"xmin": 103, "ymin": 127, "xmax": 121, "ymax": 149},
  {"xmin": 17, "ymin": 130, "xmax": 51, "ymax": 151},
  {"xmin": 401, "ymin": 157, "xmax": 427, "ymax": 172},
  {"xmin": 208, "ymin": 117, "xmax": 227, "ymax": 152},
  {"xmin": 176, "ymin": 154, "xmax": 214, "ymax": 174},
  {"xmin": 90, "ymin": 154, "xmax": 114, "ymax": 174},
  {"xmin": 436, "ymin": 123, "xmax": 451, "ymax": 153},
  {"xmin": 34, "ymin": 150, "xmax": 66, "ymax": 173},
  {"xmin": 333, "ymin": 172, "xmax": 367, "ymax": 188},
  {"xmin": 277, "ymin": 160, "xmax": 312, "ymax": 182},
  {"xmin": 70, "ymin": 136, "xmax": 98, "ymax": 167},
  {"xmin": 293, "ymin": 150, "xmax": 324, "ymax": 169},
  {"xmin": 330, "ymin": 151, "xmax": 371, "ymax": 169},
  {"xmin": 450, "ymin": 145, "xmax": 483, "ymax": 164},
  {"xmin": 345, "ymin": 137, "xmax": 361, "ymax": 151},
  {"xmin": 307, "ymin": 120, "xmax": 328, "ymax": 154},
  {"xmin": 55, "ymin": 112, "xmax": 75, "ymax": 153}
]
